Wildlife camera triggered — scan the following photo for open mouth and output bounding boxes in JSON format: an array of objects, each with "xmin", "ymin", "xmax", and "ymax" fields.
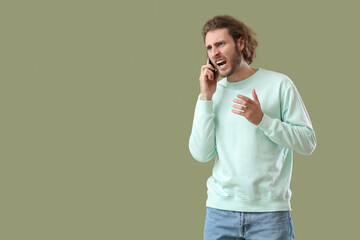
[{"xmin": 216, "ymin": 59, "xmax": 227, "ymax": 70}]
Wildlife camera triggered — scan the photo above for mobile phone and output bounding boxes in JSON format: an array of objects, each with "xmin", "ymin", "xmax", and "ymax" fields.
[{"xmin": 208, "ymin": 59, "xmax": 217, "ymax": 75}]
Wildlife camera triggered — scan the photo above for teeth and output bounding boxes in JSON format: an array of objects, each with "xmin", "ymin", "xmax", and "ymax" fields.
[{"xmin": 216, "ymin": 60, "xmax": 226, "ymax": 65}]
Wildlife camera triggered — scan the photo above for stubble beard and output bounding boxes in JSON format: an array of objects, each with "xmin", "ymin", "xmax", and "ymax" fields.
[{"xmin": 220, "ymin": 44, "xmax": 242, "ymax": 78}]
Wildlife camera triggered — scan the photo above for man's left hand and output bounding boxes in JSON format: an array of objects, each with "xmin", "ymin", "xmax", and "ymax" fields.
[{"xmin": 231, "ymin": 89, "xmax": 264, "ymax": 126}]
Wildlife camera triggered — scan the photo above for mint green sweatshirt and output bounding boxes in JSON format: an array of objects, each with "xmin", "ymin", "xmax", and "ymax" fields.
[{"xmin": 188, "ymin": 68, "xmax": 316, "ymax": 212}]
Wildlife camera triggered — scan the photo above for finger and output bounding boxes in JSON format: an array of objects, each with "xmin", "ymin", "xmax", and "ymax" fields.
[
  {"xmin": 201, "ymin": 68, "xmax": 213, "ymax": 80},
  {"xmin": 231, "ymin": 109, "xmax": 245, "ymax": 115},
  {"xmin": 232, "ymin": 104, "xmax": 246, "ymax": 111},
  {"xmin": 236, "ymin": 94, "xmax": 252, "ymax": 103},
  {"xmin": 233, "ymin": 98, "xmax": 248, "ymax": 106},
  {"xmin": 201, "ymin": 64, "xmax": 215, "ymax": 72},
  {"xmin": 205, "ymin": 69, "xmax": 214, "ymax": 80},
  {"xmin": 252, "ymin": 89, "xmax": 260, "ymax": 104}
]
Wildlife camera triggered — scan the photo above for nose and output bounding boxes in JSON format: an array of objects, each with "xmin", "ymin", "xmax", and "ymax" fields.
[{"xmin": 210, "ymin": 47, "xmax": 220, "ymax": 58}]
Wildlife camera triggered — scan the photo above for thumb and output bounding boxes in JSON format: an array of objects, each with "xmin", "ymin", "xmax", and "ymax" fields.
[
  {"xmin": 214, "ymin": 69, "xmax": 219, "ymax": 81},
  {"xmin": 252, "ymin": 89, "xmax": 260, "ymax": 105}
]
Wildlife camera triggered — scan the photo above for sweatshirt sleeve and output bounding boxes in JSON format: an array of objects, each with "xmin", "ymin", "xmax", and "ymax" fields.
[
  {"xmin": 257, "ymin": 82, "xmax": 317, "ymax": 156},
  {"xmin": 188, "ymin": 94, "xmax": 217, "ymax": 163}
]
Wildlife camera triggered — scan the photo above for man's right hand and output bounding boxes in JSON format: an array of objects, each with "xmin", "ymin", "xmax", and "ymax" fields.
[{"xmin": 199, "ymin": 60, "xmax": 219, "ymax": 100}]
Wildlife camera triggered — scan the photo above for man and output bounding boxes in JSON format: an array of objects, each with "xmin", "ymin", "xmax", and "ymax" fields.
[{"xmin": 188, "ymin": 15, "xmax": 316, "ymax": 240}]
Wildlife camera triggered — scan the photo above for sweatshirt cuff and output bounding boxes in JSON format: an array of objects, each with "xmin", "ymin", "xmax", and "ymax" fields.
[
  {"xmin": 196, "ymin": 95, "xmax": 214, "ymax": 113},
  {"xmin": 257, "ymin": 113, "xmax": 274, "ymax": 134}
]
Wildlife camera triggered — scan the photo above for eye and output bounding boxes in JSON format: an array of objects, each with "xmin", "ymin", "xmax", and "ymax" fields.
[{"xmin": 219, "ymin": 42, "xmax": 224, "ymax": 46}]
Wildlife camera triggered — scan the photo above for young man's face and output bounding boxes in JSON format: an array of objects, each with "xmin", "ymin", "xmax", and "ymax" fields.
[{"xmin": 205, "ymin": 28, "xmax": 243, "ymax": 77}]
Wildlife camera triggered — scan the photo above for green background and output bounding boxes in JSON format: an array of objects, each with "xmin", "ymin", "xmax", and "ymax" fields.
[{"xmin": 0, "ymin": 0, "xmax": 358, "ymax": 239}]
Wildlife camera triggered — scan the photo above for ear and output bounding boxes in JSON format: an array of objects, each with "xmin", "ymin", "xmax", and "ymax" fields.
[{"xmin": 237, "ymin": 37, "xmax": 245, "ymax": 51}]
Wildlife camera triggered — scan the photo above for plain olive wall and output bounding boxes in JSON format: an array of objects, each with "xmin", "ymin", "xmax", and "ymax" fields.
[{"xmin": 0, "ymin": 0, "xmax": 359, "ymax": 239}]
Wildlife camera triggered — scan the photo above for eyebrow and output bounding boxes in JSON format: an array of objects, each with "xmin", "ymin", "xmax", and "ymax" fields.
[{"xmin": 206, "ymin": 40, "xmax": 226, "ymax": 50}]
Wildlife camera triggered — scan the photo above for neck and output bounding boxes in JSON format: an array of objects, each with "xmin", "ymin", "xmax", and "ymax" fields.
[{"xmin": 227, "ymin": 60, "xmax": 257, "ymax": 82}]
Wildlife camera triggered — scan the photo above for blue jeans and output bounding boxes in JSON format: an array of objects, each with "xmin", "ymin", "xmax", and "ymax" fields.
[{"xmin": 204, "ymin": 207, "xmax": 295, "ymax": 240}]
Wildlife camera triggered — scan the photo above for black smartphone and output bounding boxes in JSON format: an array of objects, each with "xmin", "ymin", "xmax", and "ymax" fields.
[{"xmin": 208, "ymin": 59, "xmax": 217, "ymax": 75}]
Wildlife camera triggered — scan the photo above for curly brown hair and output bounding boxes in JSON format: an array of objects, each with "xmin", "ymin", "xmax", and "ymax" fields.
[{"xmin": 202, "ymin": 15, "xmax": 258, "ymax": 65}]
